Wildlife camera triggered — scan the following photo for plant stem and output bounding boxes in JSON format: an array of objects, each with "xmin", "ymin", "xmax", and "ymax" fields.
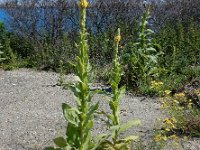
[
  {"xmin": 111, "ymin": 28, "xmax": 121, "ymax": 142},
  {"xmin": 78, "ymin": 1, "xmax": 89, "ymax": 149}
]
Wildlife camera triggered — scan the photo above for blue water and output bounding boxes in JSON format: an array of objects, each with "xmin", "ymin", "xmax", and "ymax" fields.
[
  {"xmin": 0, "ymin": 9, "xmax": 10, "ymax": 28},
  {"xmin": 0, "ymin": 9, "xmax": 8, "ymax": 21}
]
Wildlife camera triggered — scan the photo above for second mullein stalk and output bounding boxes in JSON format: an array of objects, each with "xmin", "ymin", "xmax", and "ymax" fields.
[
  {"xmin": 110, "ymin": 28, "xmax": 122, "ymax": 142},
  {"xmin": 100, "ymin": 29, "xmax": 140, "ymax": 150}
]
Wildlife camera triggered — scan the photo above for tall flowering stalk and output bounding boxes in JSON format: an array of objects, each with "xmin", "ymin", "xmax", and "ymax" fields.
[
  {"xmin": 45, "ymin": 1, "xmax": 101, "ymax": 149},
  {"xmin": 98, "ymin": 29, "xmax": 140, "ymax": 150}
]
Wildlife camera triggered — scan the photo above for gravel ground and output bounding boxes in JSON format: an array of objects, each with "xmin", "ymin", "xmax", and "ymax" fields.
[{"xmin": 0, "ymin": 69, "xmax": 199, "ymax": 150}]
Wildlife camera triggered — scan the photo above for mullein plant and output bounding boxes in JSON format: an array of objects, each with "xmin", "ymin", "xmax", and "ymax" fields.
[
  {"xmin": 98, "ymin": 29, "xmax": 140, "ymax": 150},
  {"xmin": 134, "ymin": 6, "xmax": 161, "ymax": 84},
  {"xmin": 122, "ymin": 5, "xmax": 162, "ymax": 88},
  {"xmin": 45, "ymin": 0, "xmax": 106, "ymax": 149}
]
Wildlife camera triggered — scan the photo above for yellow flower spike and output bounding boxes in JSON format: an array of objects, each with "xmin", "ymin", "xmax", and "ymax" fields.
[
  {"xmin": 114, "ymin": 35, "xmax": 121, "ymax": 43},
  {"xmin": 79, "ymin": 0, "xmax": 88, "ymax": 9}
]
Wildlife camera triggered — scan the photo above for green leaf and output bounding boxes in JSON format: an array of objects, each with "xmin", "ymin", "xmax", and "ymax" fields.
[
  {"xmin": 110, "ymin": 125, "xmax": 120, "ymax": 137},
  {"xmin": 68, "ymin": 61, "xmax": 76, "ymax": 67},
  {"xmin": 62, "ymin": 103, "xmax": 80, "ymax": 127},
  {"xmin": 66, "ymin": 123, "xmax": 79, "ymax": 148},
  {"xmin": 83, "ymin": 120, "xmax": 93, "ymax": 135},
  {"xmin": 147, "ymin": 55, "xmax": 157, "ymax": 63},
  {"xmin": 146, "ymin": 29, "xmax": 154, "ymax": 34},
  {"xmin": 146, "ymin": 47, "xmax": 156, "ymax": 52},
  {"xmin": 119, "ymin": 119, "xmax": 141, "ymax": 133},
  {"xmin": 74, "ymin": 75, "xmax": 82, "ymax": 83},
  {"xmin": 87, "ymin": 88, "xmax": 108, "ymax": 101},
  {"xmin": 53, "ymin": 137, "xmax": 67, "ymax": 148},
  {"xmin": 68, "ymin": 85, "xmax": 81, "ymax": 100},
  {"xmin": 83, "ymin": 130, "xmax": 93, "ymax": 150},
  {"xmin": 120, "ymin": 135, "xmax": 139, "ymax": 142},
  {"xmin": 91, "ymin": 134, "xmax": 111, "ymax": 150},
  {"xmin": 88, "ymin": 102, "xmax": 99, "ymax": 117}
]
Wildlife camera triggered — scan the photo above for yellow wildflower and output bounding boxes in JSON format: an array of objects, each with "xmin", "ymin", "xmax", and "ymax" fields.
[
  {"xmin": 174, "ymin": 92, "xmax": 185, "ymax": 98},
  {"xmin": 114, "ymin": 35, "xmax": 121, "ymax": 42},
  {"xmin": 169, "ymin": 134, "xmax": 178, "ymax": 140},
  {"xmin": 164, "ymin": 90, "xmax": 171, "ymax": 95},
  {"xmin": 163, "ymin": 118, "xmax": 176, "ymax": 128},
  {"xmin": 150, "ymin": 81, "xmax": 163, "ymax": 89},
  {"xmin": 173, "ymin": 100, "xmax": 179, "ymax": 104},
  {"xmin": 154, "ymin": 135, "xmax": 162, "ymax": 142},
  {"xmin": 187, "ymin": 101, "xmax": 193, "ymax": 109},
  {"xmin": 79, "ymin": 0, "xmax": 88, "ymax": 9},
  {"xmin": 160, "ymin": 101, "xmax": 167, "ymax": 108},
  {"xmin": 164, "ymin": 118, "xmax": 172, "ymax": 124},
  {"xmin": 165, "ymin": 128, "xmax": 170, "ymax": 131}
]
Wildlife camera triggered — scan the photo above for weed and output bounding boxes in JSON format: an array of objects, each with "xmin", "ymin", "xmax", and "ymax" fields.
[
  {"xmin": 45, "ymin": 1, "xmax": 105, "ymax": 149},
  {"xmin": 121, "ymin": 6, "xmax": 162, "ymax": 90},
  {"xmin": 98, "ymin": 29, "xmax": 140, "ymax": 150}
]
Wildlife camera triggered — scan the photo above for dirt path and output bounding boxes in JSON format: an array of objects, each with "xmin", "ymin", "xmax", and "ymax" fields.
[{"xmin": 0, "ymin": 69, "xmax": 199, "ymax": 150}]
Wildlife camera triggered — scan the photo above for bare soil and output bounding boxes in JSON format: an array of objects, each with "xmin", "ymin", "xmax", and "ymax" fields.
[{"xmin": 0, "ymin": 69, "xmax": 199, "ymax": 150}]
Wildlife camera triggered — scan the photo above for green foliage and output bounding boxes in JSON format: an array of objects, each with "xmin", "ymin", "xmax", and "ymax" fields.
[
  {"xmin": 121, "ymin": 7, "xmax": 161, "ymax": 90},
  {"xmin": 156, "ymin": 20, "xmax": 200, "ymax": 75},
  {"xmin": 0, "ymin": 44, "xmax": 5, "ymax": 62},
  {"xmin": 154, "ymin": 86, "xmax": 200, "ymax": 143},
  {"xmin": 0, "ymin": 22, "xmax": 16, "ymax": 68}
]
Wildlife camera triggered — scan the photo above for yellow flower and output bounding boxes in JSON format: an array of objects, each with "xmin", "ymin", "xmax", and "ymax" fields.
[
  {"xmin": 187, "ymin": 102, "xmax": 192, "ymax": 109},
  {"xmin": 195, "ymin": 89, "xmax": 200, "ymax": 96},
  {"xmin": 164, "ymin": 118, "xmax": 172, "ymax": 124},
  {"xmin": 163, "ymin": 118, "xmax": 175, "ymax": 128},
  {"xmin": 169, "ymin": 134, "xmax": 178, "ymax": 140},
  {"xmin": 150, "ymin": 81, "xmax": 163, "ymax": 89},
  {"xmin": 165, "ymin": 128, "xmax": 170, "ymax": 131},
  {"xmin": 164, "ymin": 90, "xmax": 171, "ymax": 95},
  {"xmin": 114, "ymin": 35, "xmax": 121, "ymax": 42},
  {"xmin": 79, "ymin": 0, "xmax": 88, "ymax": 8},
  {"xmin": 174, "ymin": 92, "xmax": 185, "ymax": 98},
  {"xmin": 154, "ymin": 135, "xmax": 167, "ymax": 142},
  {"xmin": 154, "ymin": 135, "xmax": 162, "ymax": 142},
  {"xmin": 173, "ymin": 100, "xmax": 179, "ymax": 104},
  {"xmin": 160, "ymin": 101, "xmax": 167, "ymax": 108}
]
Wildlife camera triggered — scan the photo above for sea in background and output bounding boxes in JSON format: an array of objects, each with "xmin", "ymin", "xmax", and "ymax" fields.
[{"xmin": 0, "ymin": 9, "xmax": 10, "ymax": 27}]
